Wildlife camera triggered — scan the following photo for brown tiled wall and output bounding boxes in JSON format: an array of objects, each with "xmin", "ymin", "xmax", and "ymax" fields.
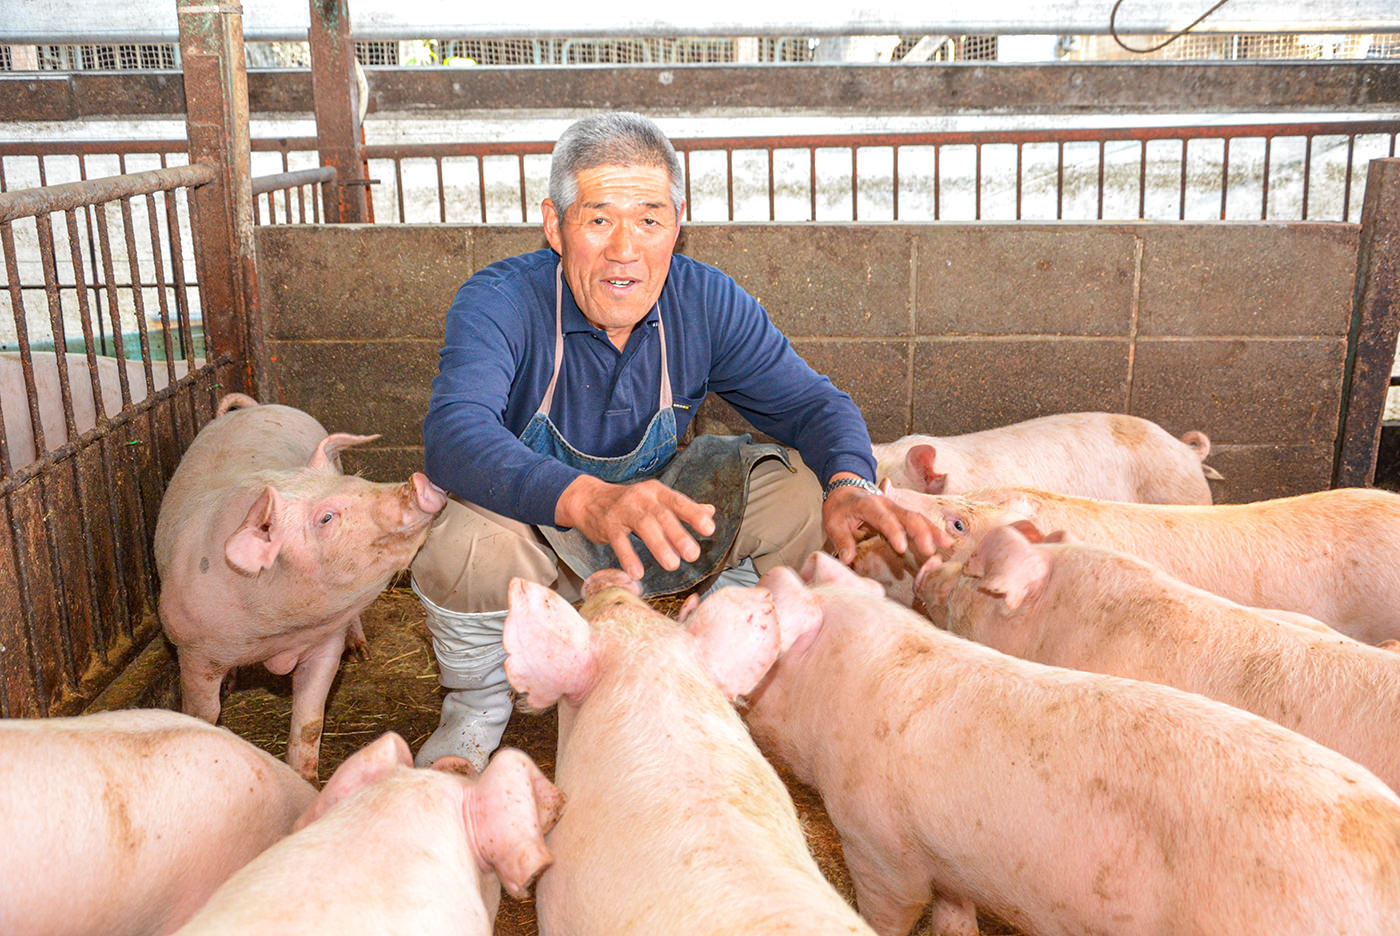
[{"xmin": 257, "ymin": 221, "xmax": 1359, "ymax": 503}]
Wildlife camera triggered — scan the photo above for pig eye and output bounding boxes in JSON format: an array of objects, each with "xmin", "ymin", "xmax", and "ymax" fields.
[
  {"xmin": 318, "ymin": 511, "xmax": 335, "ymax": 526},
  {"xmin": 950, "ymin": 518, "xmax": 967, "ymax": 534}
]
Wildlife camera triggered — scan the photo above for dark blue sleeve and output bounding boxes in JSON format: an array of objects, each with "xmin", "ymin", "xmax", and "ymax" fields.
[
  {"xmin": 700, "ymin": 271, "xmax": 877, "ymax": 484},
  {"xmin": 422, "ymin": 278, "xmax": 580, "ymax": 526}
]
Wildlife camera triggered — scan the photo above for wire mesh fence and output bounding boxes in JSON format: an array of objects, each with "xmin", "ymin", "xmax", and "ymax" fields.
[{"xmin": 4, "ymin": 32, "xmax": 1400, "ymax": 70}]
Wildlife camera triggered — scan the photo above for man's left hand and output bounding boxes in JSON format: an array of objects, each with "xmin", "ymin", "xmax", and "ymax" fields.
[{"xmin": 822, "ymin": 475, "xmax": 951, "ymax": 566}]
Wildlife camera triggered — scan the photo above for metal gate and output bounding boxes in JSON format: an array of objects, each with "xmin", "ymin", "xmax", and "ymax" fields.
[{"xmin": 0, "ymin": 165, "xmax": 235, "ymax": 716}]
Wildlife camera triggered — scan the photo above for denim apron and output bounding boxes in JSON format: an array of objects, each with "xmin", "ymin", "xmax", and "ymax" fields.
[{"xmin": 531, "ymin": 264, "xmax": 790, "ymax": 598}]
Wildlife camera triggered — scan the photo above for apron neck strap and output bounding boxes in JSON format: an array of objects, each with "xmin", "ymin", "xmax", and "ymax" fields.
[{"xmin": 538, "ymin": 262, "xmax": 672, "ymax": 416}]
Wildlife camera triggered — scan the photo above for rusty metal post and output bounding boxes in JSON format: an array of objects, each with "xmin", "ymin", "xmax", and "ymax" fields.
[
  {"xmin": 308, "ymin": 0, "xmax": 368, "ymax": 223},
  {"xmin": 1334, "ymin": 157, "xmax": 1400, "ymax": 488},
  {"xmin": 177, "ymin": 0, "xmax": 268, "ymax": 400}
]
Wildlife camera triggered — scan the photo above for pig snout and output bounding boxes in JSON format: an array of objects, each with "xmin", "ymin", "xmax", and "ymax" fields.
[
  {"xmin": 582, "ymin": 568, "xmax": 643, "ymax": 599},
  {"xmin": 412, "ymin": 473, "xmax": 449, "ymax": 516},
  {"xmin": 378, "ymin": 474, "xmax": 448, "ymax": 533}
]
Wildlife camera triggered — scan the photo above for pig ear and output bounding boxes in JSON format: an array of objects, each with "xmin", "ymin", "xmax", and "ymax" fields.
[
  {"xmin": 800, "ymin": 551, "xmax": 887, "ymax": 598},
  {"xmin": 965, "ymin": 526, "xmax": 1049, "ymax": 611},
  {"xmin": 307, "ymin": 432, "xmax": 381, "ymax": 471},
  {"xmin": 756, "ymin": 565, "xmax": 825, "ymax": 656},
  {"xmin": 1042, "ymin": 529, "xmax": 1073, "ymax": 545},
  {"xmin": 913, "ymin": 556, "xmax": 962, "ymax": 610},
  {"xmin": 685, "ymin": 586, "xmax": 782, "ymax": 699},
  {"xmin": 295, "ymin": 732, "xmax": 411, "ymax": 830},
  {"xmin": 905, "ymin": 443, "xmax": 947, "ymax": 494},
  {"xmin": 675, "ymin": 592, "xmax": 701, "ymax": 624},
  {"xmin": 503, "ymin": 578, "xmax": 598, "ymax": 708},
  {"xmin": 225, "ymin": 486, "xmax": 286, "ymax": 575},
  {"xmin": 468, "ymin": 748, "xmax": 564, "ymax": 899},
  {"xmin": 1008, "ymin": 517, "xmax": 1049, "ymax": 545}
]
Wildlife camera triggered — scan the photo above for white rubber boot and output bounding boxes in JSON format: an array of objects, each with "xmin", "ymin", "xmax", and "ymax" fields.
[
  {"xmin": 412, "ymin": 578, "xmax": 512, "ymax": 771},
  {"xmin": 415, "ymin": 670, "xmax": 512, "ymax": 772}
]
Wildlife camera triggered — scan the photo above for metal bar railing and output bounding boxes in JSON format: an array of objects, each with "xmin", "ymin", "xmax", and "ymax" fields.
[
  {"xmin": 5, "ymin": 119, "xmax": 1398, "ymax": 228},
  {"xmin": 250, "ymin": 166, "xmax": 337, "ymax": 224},
  {"xmin": 0, "ymin": 164, "xmax": 216, "ymax": 223},
  {"xmin": 0, "ymin": 162, "xmax": 226, "ymax": 717}
]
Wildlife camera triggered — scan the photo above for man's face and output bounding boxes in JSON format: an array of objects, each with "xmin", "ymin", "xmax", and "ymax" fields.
[{"xmin": 542, "ymin": 163, "xmax": 682, "ymax": 348}]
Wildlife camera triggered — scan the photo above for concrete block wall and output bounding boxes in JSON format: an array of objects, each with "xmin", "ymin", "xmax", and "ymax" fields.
[{"xmin": 257, "ymin": 221, "xmax": 1360, "ymax": 504}]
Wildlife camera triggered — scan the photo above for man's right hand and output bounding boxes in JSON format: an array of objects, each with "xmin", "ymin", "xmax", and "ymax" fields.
[{"xmin": 554, "ymin": 475, "xmax": 717, "ymax": 581}]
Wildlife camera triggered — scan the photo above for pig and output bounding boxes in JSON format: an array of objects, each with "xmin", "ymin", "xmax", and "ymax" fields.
[
  {"xmin": 919, "ymin": 523, "xmax": 1400, "ymax": 791},
  {"xmin": 502, "ymin": 573, "xmax": 877, "ymax": 936},
  {"xmin": 738, "ymin": 552, "xmax": 1400, "ymax": 936},
  {"xmin": 173, "ymin": 733, "xmax": 561, "ymax": 935},
  {"xmin": 154, "ymin": 393, "xmax": 448, "ymax": 782},
  {"xmin": 0, "ymin": 350, "xmax": 195, "ymax": 472},
  {"xmin": 0, "ymin": 708, "xmax": 316, "ymax": 936},
  {"xmin": 872, "ymin": 412, "xmax": 1221, "ymax": 504},
  {"xmin": 885, "ymin": 483, "xmax": 1400, "ymax": 645}
]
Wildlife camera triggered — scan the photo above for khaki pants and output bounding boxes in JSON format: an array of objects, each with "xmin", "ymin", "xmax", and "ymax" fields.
[{"xmin": 410, "ymin": 450, "xmax": 823, "ymax": 613}]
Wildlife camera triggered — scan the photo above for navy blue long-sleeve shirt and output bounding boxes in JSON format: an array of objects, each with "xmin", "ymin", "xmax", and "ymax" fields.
[{"xmin": 422, "ymin": 248, "xmax": 877, "ymax": 527}]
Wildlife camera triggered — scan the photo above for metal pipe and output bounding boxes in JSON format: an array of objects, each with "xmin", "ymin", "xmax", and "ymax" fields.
[
  {"xmin": 250, "ymin": 166, "xmax": 336, "ymax": 197},
  {"xmin": 0, "ymin": 164, "xmax": 217, "ymax": 224}
]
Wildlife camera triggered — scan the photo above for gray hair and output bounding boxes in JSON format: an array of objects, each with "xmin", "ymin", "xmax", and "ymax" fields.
[{"xmin": 548, "ymin": 112, "xmax": 685, "ymax": 217}]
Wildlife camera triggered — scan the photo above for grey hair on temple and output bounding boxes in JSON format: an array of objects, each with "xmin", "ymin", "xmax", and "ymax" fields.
[{"xmin": 548, "ymin": 112, "xmax": 685, "ymax": 217}]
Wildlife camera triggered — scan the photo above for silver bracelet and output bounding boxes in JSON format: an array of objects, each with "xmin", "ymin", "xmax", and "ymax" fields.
[{"xmin": 822, "ymin": 476, "xmax": 880, "ymax": 501}]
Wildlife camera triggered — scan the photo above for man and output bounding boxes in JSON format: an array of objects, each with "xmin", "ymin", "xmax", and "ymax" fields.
[{"xmin": 411, "ymin": 112, "xmax": 943, "ymax": 768}]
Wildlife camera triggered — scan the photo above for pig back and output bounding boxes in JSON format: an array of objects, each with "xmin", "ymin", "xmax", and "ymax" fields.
[
  {"xmin": 176, "ymin": 768, "xmax": 499, "ymax": 936},
  {"xmin": 154, "ymin": 402, "xmax": 330, "ymax": 571},
  {"xmin": 0, "ymin": 352, "xmax": 192, "ymax": 472},
  {"xmin": 975, "ymin": 485, "xmax": 1400, "ymax": 642},
  {"xmin": 874, "ymin": 412, "xmax": 1214, "ymax": 505},
  {"xmin": 0, "ymin": 709, "xmax": 316, "ymax": 936},
  {"xmin": 168, "ymin": 402, "xmax": 330, "ymax": 490}
]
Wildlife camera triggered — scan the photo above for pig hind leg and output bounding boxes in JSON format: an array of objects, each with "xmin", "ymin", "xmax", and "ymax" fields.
[
  {"xmin": 343, "ymin": 614, "xmax": 370, "ymax": 662},
  {"xmin": 844, "ymin": 839, "xmax": 963, "ymax": 936}
]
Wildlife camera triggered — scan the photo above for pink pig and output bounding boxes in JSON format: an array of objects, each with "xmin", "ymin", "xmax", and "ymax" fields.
[
  {"xmin": 741, "ymin": 552, "xmax": 1400, "ymax": 936},
  {"xmin": 873, "ymin": 412, "xmax": 1220, "ymax": 503},
  {"xmin": 154, "ymin": 393, "xmax": 447, "ymax": 782},
  {"xmin": 885, "ymin": 484, "xmax": 1400, "ymax": 645},
  {"xmin": 920, "ymin": 524, "xmax": 1400, "ymax": 791},
  {"xmin": 502, "ymin": 574, "xmax": 876, "ymax": 936},
  {"xmin": 0, "ymin": 351, "xmax": 194, "ymax": 472},
  {"xmin": 0, "ymin": 708, "xmax": 316, "ymax": 936},
  {"xmin": 172, "ymin": 732, "xmax": 561, "ymax": 935}
]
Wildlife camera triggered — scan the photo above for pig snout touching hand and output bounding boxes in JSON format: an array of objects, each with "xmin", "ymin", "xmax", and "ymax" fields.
[
  {"xmin": 849, "ymin": 482, "xmax": 1029, "ymax": 607},
  {"xmin": 742, "ymin": 551, "xmax": 1400, "ymax": 936},
  {"xmin": 0, "ymin": 709, "xmax": 316, "ymax": 936},
  {"xmin": 934, "ymin": 484, "xmax": 1400, "ymax": 645},
  {"xmin": 154, "ymin": 394, "xmax": 447, "ymax": 783},
  {"xmin": 579, "ymin": 567, "xmax": 642, "ymax": 599},
  {"xmin": 872, "ymin": 412, "xmax": 1220, "ymax": 504},
  {"xmin": 927, "ymin": 523, "xmax": 1400, "ymax": 792},
  {"xmin": 502, "ymin": 577, "xmax": 876, "ymax": 935},
  {"xmin": 173, "ymin": 732, "xmax": 561, "ymax": 935}
]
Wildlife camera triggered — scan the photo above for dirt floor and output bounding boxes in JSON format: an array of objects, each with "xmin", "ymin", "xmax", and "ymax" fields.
[{"xmin": 216, "ymin": 586, "xmax": 1021, "ymax": 936}]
